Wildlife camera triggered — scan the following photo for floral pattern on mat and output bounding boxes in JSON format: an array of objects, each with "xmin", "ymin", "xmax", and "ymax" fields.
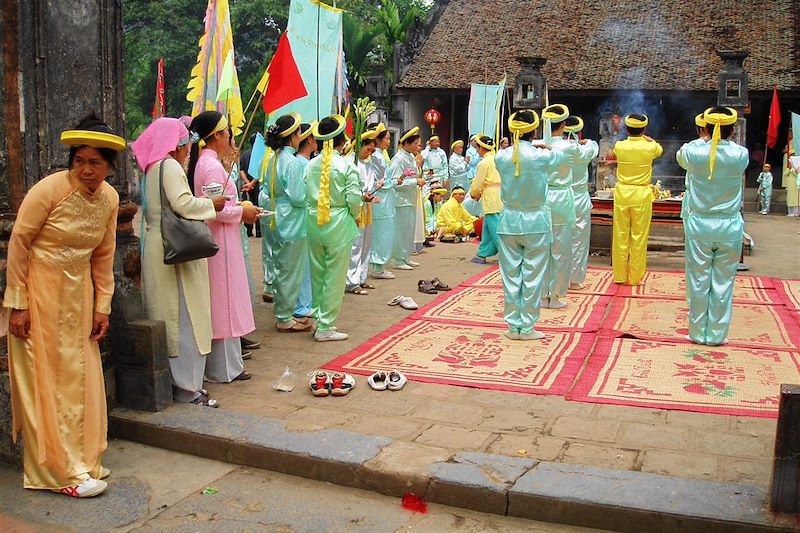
[
  {"xmin": 616, "ymin": 270, "xmax": 778, "ymax": 305},
  {"xmin": 462, "ymin": 265, "xmax": 617, "ymax": 296},
  {"xmin": 601, "ymin": 297, "xmax": 800, "ymax": 350},
  {"xmin": 567, "ymin": 337, "xmax": 800, "ymax": 418},
  {"xmin": 323, "ymin": 319, "xmax": 594, "ymax": 395},
  {"xmin": 408, "ymin": 285, "xmax": 611, "ymax": 332}
]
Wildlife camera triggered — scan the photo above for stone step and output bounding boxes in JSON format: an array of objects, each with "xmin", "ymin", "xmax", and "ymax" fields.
[{"xmin": 109, "ymin": 405, "xmax": 796, "ymax": 533}]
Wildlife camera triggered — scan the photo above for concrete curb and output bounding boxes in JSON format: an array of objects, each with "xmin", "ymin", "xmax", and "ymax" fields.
[{"xmin": 110, "ymin": 405, "xmax": 796, "ymax": 532}]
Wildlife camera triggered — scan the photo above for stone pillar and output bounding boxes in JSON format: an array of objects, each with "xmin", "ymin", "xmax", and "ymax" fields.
[{"xmin": 769, "ymin": 384, "xmax": 800, "ymax": 512}]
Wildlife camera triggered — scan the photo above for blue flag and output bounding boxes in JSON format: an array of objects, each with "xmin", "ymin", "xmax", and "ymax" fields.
[
  {"xmin": 468, "ymin": 79, "xmax": 506, "ymax": 139},
  {"xmin": 248, "ymin": 132, "xmax": 267, "ymax": 178}
]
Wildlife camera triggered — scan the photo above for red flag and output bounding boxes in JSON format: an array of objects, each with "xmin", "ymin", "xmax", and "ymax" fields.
[
  {"xmin": 767, "ymin": 86, "xmax": 781, "ymax": 149},
  {"xmin": 152, "ymin": 58, "xmax": 166, "ymax": 118},
  {"xmin": 262, "ymin": 33, "xmax": 308, "ymax": 115}
]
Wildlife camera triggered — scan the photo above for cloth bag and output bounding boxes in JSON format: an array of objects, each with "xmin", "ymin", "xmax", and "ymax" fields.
[{"xmin": 159, "ymin": 161, "xmax": 219, "ymax": 264}]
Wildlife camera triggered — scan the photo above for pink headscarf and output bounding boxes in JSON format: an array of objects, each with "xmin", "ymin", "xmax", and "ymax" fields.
[{"xmin": 131, "ymin": 117, "xmax": 190, "ymax": 172}]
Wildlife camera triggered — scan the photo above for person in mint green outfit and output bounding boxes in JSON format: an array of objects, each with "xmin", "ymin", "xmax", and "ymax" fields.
[
  {"xmin": 495, "ymin": 110, "xmax": 569, "ymax": 340},
  {"xmin": 264, "ymin": 113, "xmax": 311, "ymax": 333},
  {"xmin": 676, "ymin": 106, "xmax": 748, "ymax": 346},
  {"xmin": 563, "ymin": 115, "xmax": 599, "ymax": 290},
  {"xmin": 293, "ymin": 123, "xmax": 316, "ymax": 321},
  {"xmin": 387, "ymin": 127, "xmax": 425, "ymax": 271},
  {"xmin": 305, "ymin": 115, "xmax": 363, "ymax": 341},
  {"xmin": 256, "ymin": 136, "xmax": 276, "ymax": 303},
  {"xmin": 368, "ymin": 122, "xmax": 397, "ymax": 279}
]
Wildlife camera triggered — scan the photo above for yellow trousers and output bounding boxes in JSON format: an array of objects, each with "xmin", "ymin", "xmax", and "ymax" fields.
[{"xmin": 612, "ymin": 202, "xmax": 652, "ymax": 285}]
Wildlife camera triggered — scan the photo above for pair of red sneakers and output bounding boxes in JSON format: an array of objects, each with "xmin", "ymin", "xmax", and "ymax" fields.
[{"xmin": 308, "ymin": 370, "xmax": 355, "ymax": 397}]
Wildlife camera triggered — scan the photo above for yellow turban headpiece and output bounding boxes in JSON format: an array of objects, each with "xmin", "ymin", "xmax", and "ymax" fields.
[
  {"xmin": 451, "ymin": 139, "xmax": 464, "ymax": 150},
  {"xmin": 475, "ymin": 134, "xmax": 495, "ymax": 151},
  {"xmin": 564, "ymin": 116, "xmax": 584, "ymax": 134},
  {"xmin": 703, "ymin": 107, "xmax": 738, "ymax": 179},
  {"xmin": 195, "ymin": 114, "xmax": 228, "ymax": 147},
  {"xmin": 312, "ymin": 114, "xmax": 347, "ymax": 225},
  {"xmin": 431, "ymin": 188, "xmax": 448, "ymax": 195},
  {"xmin": 542, "ymin": 104, "xmax": 569, "ymax": 145},
  {"xmin": 694, "ymin": 114, "xmax": 707, "ymax": 128},
  {"xmin": 361, "ymin": 129, "xmax": 379, "ymax": 141},
  {"xmin": 624, "ymin": 114, "xmax": 648, "ymax": 128},
  {"xmin": 399, "ymin": 126, "xmax": 420, "ymax": 144},
  {"xmin": 61, "ymin": 130, "xmax": 127, "ymax": 152},
  {"xmin": 373, "ymin": 123, "xmax": 387, "ymax": 136},
  {"xmin": 508, "ymin": 109, "xmax": 540, "ymax": 176},
  {"xmin": 429, "ymin": 135, "xmax": 440, "ymax": 142},
  {"xmin": 278, "ymin": 112, "xmax": 302, "ymax": 138},
  {"xmin": 299, "ymin": 121, "xmax": 317, "ymax": 142}
]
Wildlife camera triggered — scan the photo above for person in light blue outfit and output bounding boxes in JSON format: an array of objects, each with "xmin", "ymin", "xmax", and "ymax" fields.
[
  {"xmin": 495, "ymin": 110, "xmax": 568, "ymax": 340},
  {"xmin": 757, "ymin": 164, "xmax": 773, "ymax": 214},
  {"xmin": 387, "ymin": 126, "xmax": 424, "ymax": 271},
  {"xmin": 563, "ymin": 116, "xmax": 599, "ymax": 290},
  {"xmin": 466, "ymin": 135, "xmax": 481, "ymax": 175},
  {"xmin": 448, "ymin": 140, "xmax": 471, "ymax": 192},
  {"xmin": 264, "ymin": 113, "xmax": 312, "ymax": 333},
  {"xmin": 540, "ymin": 104, "xmax": 579, "ymax": 308},
  {"xmin": 422, "ymin": 135, "xmax": 449, "ymax": 188},
  {"xmin": 255, "ymin": 136, "xmax": 277, "ymax": 303},
  {"xmin": 368, "ymin": 123, "xmax": 397, "ymax": 279},
  {"xmin": 676, "ymin": 106, "xmax": 748, "ymax": 346},
  {"xmin": 293, "ymin": 123, "xmax": 316, "ymax": 319}
]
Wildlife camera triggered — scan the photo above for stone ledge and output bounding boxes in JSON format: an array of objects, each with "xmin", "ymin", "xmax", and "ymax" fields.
[{"xmin": 109, "ymin": 406, "xmax": 796, "ymax": 532}]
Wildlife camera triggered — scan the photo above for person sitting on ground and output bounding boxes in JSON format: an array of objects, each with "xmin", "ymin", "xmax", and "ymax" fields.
[
  {"xmin": 424, "ymin": 187, "xmax": 447, "ymax": 238},
  {"xmin": 437, "ymin": 186, "xmax": 477, "ymax": 241}
]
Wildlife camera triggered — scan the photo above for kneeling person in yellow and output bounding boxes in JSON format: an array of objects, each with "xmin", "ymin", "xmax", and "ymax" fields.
[
  {"xmin": 437, "ymin": 186, "xmax": 477, "ymax": 239},
  {"xmin": 305, "ymin": 115, "xmax": 364, "ymax": 341},
  {"xmin": 676, "ymin": 106, "xmax": 748, "ymax": 346},
  {"xmin": 611, "ymin": 114, "xmax": 663, "ymax": 285}
]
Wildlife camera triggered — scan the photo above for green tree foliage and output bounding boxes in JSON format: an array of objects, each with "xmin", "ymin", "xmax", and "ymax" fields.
[{"xmin": 123, "ymin": 0, "xmax": 429, "ymax": 136}]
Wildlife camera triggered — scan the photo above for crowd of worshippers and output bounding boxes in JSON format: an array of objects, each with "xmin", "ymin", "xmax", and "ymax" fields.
[{"xmin": 2, "ymin": 102, "xmax": 747, "ymax": 498}]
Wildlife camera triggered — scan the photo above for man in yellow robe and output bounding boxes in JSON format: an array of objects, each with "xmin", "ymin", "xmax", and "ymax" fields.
[
  {"xmin": 611, "ymin": 114, "xmax": 663, "ymax": 285},
  {"xmin": 436, "ymin": 186, "xmax": 477, "ymax": 239}
]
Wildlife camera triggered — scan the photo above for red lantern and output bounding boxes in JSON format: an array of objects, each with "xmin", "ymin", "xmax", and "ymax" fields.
[
  {"xmin": 611, "ymin": 114, "xmax": 621, "ymax": 135},
  {"xmin": 424, "ymin": 108, "xmax": 441, "ymax": 133}
]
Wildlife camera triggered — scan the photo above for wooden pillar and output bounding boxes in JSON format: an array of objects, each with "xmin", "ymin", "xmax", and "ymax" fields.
[{"xmin": 769, "ymin": 384, "xmax": 800, "ymax": 513}]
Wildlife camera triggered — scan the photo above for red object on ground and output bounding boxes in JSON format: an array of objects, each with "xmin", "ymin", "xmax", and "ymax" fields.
[
  {"xmin": 473, "ymin": 216, "xmax": 483, "ymax": 239},
  {"xmin": 767, "ymin": 86, "xmax": 781, "ymax": 149},
  {"xmin": 401, "ymin": 492, "xmax": 427, "ymax": 513},
  {"xmin": 262, "ymin": 32, "xmax": 308, "ymax": 115}
]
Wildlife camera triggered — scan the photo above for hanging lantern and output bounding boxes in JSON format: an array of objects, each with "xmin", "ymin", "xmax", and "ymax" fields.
[{"xmin": 424, "ymin": 108, "xmax": 441, "ymax": 133}]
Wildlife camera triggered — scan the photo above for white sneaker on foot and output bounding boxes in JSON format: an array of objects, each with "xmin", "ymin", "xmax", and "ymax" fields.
[
  {"xmin": 518, "ymin": 330, "xmax": 545, "ymax": 340},
  {"xmin": 406, "ymin": 260, "xmax": 420, "ymax": 267},
  {"xmin": 569, "ymin": 282, "xmax": 585, "ymax": 290},
  {"xmin": 372, "ymin": 270, "xmax": 396, "ymax": 279},
  {"xmin": 546, "ymin": 299, "xmax": 568, "ymax": 309},
  {"xmin": 52, "ymin": 477, "xmax": 107, "ymax": 498},
  {"xmin": 314, "ymin": 330, "xmax": 349, "ymax": 342},
  {"xmin": 395, "ymin": 263, "xmax": 414, "ymax": 270},
  {"xmin": 505, "ymin": 331, "xmax": 520, "ymax": 340}
]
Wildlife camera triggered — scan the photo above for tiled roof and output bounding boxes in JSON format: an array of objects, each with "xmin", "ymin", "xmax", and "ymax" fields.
[{"xmin": 397, "ymin": 0, "xmax": 800, "ymax": 91}]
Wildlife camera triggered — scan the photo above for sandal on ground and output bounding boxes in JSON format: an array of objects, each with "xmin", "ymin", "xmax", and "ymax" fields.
[
  {"xmin": 233, "ymin": 370, "xmax": 252, "ymax": 381},
  {"xmin": 190, "ymin": 394, "xmax": 220, "ymax": 408},
  {"xmin": 418, "ymin": 280, "xmax": 437, "ymax": 294},
  {"xmin": 430, "ymin": 278, "xmax": 451, "ymax": 291},
  {"xmin": 277, "ymin": 320, "xmax": 313, "ymax": 333},
  {"xmin": 360, "ymin": 282, "xmax": 376, "ymax": 290},
  {"xmin": 348, "ymin": 286, "xmax": 369, "ymax": 295},
  {"xmin": 368, "ymin": 371, "xmax": 388, "ymax": 390}
]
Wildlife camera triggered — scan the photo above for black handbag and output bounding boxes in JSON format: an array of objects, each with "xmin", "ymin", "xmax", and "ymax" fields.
[{"xmin": 159, "ymin": 161, "xmax": 219, "ymax": 265}]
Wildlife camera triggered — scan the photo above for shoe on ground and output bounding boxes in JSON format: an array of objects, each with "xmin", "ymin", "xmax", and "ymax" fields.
[
  {"xmin": 569, "ymin": 282, "xmax": 585, "ymax": 290},
  {"xmin": 261, "ymin": 293, "xmax": 274, "ymax": 303},
  {"xmin": 308, "ymin": 370, "xmax": 331, "ymax": 396},
  {"xmin": 314, "ymin": 329, "xmax": 349, "ymax": 342},
  {"xmin": 52, "ymin": 477, "xmax": 107, "ymax": 498},
  {"xmin": 190, "ymin": 393, "xmax": 220, "ymax": 407},
  {"xmin": 387, "ymin": 370, "xmax": 407, "ymax": 391},
  {"xmin": 241, "ymin": 336, "xmax": 261, "ymax": 350},
  {"xmin": 546, "ymin": 298, "xmax": 568, "ymax": 309},
  {"xmin": 372, "ymin": 270, "xmax": 396, "ymax": 279},
  {"xmin": 99, "ymin": 466, "xmax": 111, "ymax": 480},
  {"xmin": 505, "ymin": 331, "xmax": 520, "ymax": 340},
  {"xmin": 470, "ymin": 257, "xmax": 487, "ymax": 264},
  {"xmin": 423, "ymin": 240, "xmax": 436, "ymax": 247},
  {"xmin": 330, "ymin": 372, "xmax": 356, "ymax": 396},
  {"xmin": 388, "ymin": 295, "xmax": 418, "ymax": 310},
  {"xmin": 277, "ymin": 319, "xmax": 313, "ymax": 333},
  {"xmin": 242, "ymin": 351, "xmax": 253, "ymax": 360},
  {"xmin": 368, "ymin": 371, "xmax": 388, "ymax": 390},
  {"xmin": 406, "ymin": 260, "xmax": 420, "ymax": 267},
  {"xmin": 233, "ymin": 370, "xmax": 252, "ymax": 381},
  {"xmin": 395, "ymin": 263, "xmax": 414, "ymax": 270},
  {"xmin": 518, "ymin": 330, "xmax": 545, "ymax": 340}
]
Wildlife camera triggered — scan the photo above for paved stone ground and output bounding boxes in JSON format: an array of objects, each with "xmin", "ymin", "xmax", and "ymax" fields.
[
  {"xmin": 0, "ymin": 440, "xmax": 607, "ymax": 532},
  {"xmin": 201, "ymin": 213, "xmax": 798, "ymax": 490}
]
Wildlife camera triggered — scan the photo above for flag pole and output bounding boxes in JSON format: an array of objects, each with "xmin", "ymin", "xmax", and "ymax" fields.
[{"xmin": 238, "ymin": 89, "xmax": 266, "ymax": 149}]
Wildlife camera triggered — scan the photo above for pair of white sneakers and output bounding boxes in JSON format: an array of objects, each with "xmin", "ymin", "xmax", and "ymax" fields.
[{"xmin": 368, "ymin": 370, "xmax": 407, "ymax": 391}]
